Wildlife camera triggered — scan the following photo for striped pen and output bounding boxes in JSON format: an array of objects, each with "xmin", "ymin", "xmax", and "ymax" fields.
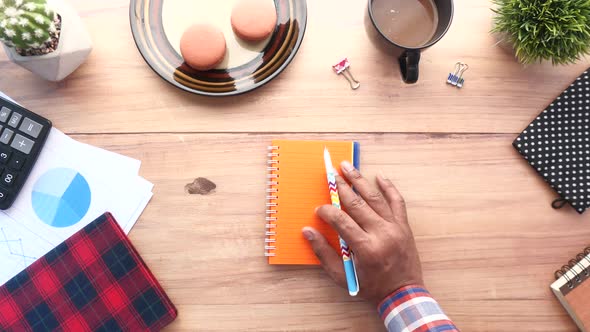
[{"xmin": 324, "ymin": 147, "xmax": 360, "ymax": 296}]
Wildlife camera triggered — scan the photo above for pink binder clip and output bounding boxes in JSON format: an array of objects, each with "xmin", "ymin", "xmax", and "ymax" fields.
[{"xmin": 333, "ymin": 58, "xmax": 360, "ymax": 90}]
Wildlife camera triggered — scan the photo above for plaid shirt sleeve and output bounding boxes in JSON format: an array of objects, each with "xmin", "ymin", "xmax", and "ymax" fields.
[{"xmin": 378, "ymin": 285, "xmax": 459, "ymax": 332}]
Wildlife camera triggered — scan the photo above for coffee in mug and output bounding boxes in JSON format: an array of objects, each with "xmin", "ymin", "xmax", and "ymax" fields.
[
  {"xmin": 371, "ymin": 0, "xmax": 439, "ymax": 48},
  {"xmin": 368, "ymin": 0, "xmax": 453, "ymax": 83}
]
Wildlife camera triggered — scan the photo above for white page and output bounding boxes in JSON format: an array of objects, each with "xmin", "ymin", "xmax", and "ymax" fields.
[
  {"xmin": 48, "ymin": 128, "xmax": 141, "ymax": 178},
  {"xmin": 0, "ymin": 213, "xmax": 52, "ymax": 285},
  {"xmin": 124, "ymin": 178, "xmax": 154, "ymax": 233},
  {"xmin": 6, "ymin": 130, "xmax": 153, "ymax": 242}
]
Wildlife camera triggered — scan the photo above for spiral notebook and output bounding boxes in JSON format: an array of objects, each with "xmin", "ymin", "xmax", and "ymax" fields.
[
  {"xmin": 551, "ymin": 246, "xmax": 590, "ymax": 331},
  {"xmin": 265, "ymin": 140, "xmax": 360, "ymax": 265}
]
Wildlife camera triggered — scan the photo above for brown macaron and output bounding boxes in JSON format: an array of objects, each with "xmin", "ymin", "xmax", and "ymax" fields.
[
  {"xmin": 180, "ymin": 24, "xmax": 227, "ymax": 71},
  {"xmin": 231, "ymin": 0, "xmax": 277, "ymax": 42}
]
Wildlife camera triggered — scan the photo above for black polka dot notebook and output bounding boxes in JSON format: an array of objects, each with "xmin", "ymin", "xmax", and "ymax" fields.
[{"xmin": 513, "ymin": 69, "xmax": 590, "ymax": 214}]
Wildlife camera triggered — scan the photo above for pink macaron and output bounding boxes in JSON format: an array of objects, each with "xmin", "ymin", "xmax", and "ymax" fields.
[
  {"xmin": 231, "ymin": 0, "xmax": 277, "ymax": 42},
  {"xmin": 180, "ymin": 24, "xmax": 227, "ymax": 71}
]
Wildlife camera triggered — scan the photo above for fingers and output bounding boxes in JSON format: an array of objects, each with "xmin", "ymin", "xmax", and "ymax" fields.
[
  {"xmin": 340, "ymin": 161, "xmax": 393, "ymax": 221},
  {"xmin": 316, "ymin": 205, "xmax": 366, "ymax": 245},
  {"xmin": 333, "ymin": 165, "xmax": 383, "ymax": 230},
  {"xmin": 376, "ymin": 174, "xmax": 408, "ymax": 224},
  {"xmin": 302, "ymin": 227, "xmax": 346, "ymax": 288}
]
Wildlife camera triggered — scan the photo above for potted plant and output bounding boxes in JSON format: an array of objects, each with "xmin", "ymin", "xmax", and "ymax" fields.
[
  {"xmin": 492, "ymin": 0, "xmax": 590, "ymax": 65},
  {"xmin": 0, "ymin": 0, "xmax": 92, "ymax": 81}
]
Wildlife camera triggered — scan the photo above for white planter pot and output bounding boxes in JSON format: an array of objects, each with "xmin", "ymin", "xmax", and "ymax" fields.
[
  {"xmin": 492, "ymin": 30, "xmax": 517, "ymax": 59},
  {"xmin": 2, "ymin": 0, "xmax": 92, "ymax": 81}
]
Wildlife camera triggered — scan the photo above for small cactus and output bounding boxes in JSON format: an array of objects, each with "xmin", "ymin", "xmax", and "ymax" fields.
[{"xmin": 0, "ymin": 0, "xmax": 56, "ymax": 50}]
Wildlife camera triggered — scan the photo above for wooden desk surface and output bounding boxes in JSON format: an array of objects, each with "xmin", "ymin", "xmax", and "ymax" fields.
[{"xmin": 1, "ymin": 0, "xmax": 589, "ymax": 330}]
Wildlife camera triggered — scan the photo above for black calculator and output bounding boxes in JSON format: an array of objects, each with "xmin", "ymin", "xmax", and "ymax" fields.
[{"xmin": 0, "ymin": 97, "xmax": 51, "ymax": 209}]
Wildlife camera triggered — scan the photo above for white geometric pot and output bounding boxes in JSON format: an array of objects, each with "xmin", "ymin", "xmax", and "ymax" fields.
[
  {"xmin": 2, "ymin": 0, "xmax": 92, "ymax": 81},
  {"xmin": 492, "ymin": 30, "xmax": 517, "ymax": 59}
]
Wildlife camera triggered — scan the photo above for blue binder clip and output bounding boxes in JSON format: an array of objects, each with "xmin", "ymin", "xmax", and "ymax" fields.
[
  {"xmin": 447, "ymin": 62, "xmax": 469, "ymax": 88},
  {"xmin": 447, "ymin": 62, "xmax": 460, "ymax": 84}
]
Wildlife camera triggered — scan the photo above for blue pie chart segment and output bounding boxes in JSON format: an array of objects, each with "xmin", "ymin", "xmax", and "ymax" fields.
[{"xmin": 32, "ymin": 168, "xmax": 91, "ymax": 228}]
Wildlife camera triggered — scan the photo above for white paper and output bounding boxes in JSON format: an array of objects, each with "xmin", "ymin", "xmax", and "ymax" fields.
[{"xmin": 0, "ymin": 213, "xmax": 52, "ymax": 284}]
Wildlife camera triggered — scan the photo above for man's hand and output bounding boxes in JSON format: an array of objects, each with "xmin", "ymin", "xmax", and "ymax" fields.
[{"xmin": 302, "ymin": 161, "xmax": 424, "ymax": 305}]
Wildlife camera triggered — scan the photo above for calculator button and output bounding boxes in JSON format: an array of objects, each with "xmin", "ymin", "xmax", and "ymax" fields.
[
  {"xmin": 2, "ymin": 171, "xmax": 16, "ymax": 187},
  {"xmin": 0, "ymin": 188, "xmax": 8, "ymax": 203},
  {"xmin": 8, "ymin": 112, "xmax": 22, "ymax": 128},
  {"xmin": 0, "ymin": 147, "xmax": 11, "ymax": 164},
  {"xmin": 19, "ymin": 118, "xmax": 43, "ymax": 138},
  {"xmin": 0, "ymin": 107, "xmax": 11, "ymax": 123},
  {"xmin": 8, "ymin": 153, "xmax": 25, "ymax": 170},
  {"xmin": 0, "ymin": 128, "xmax": 14, "ymax": 145},
  {"xmin": 10, "ymin": 134, "xmax": 34, "ymax": 155}
]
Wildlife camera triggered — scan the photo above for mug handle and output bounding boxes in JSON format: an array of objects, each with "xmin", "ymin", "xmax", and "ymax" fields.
[{"xmin": 399, "ymin": 50, "xmax": 421, "ymax": 84}]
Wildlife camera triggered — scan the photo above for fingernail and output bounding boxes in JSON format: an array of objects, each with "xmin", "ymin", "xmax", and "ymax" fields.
[
  {"xmin": 314, "ymin": 206, "xmax": 320, "ymax": 214},
  {"xmin": 341, "ymin": 161, "xmax": 354, "ymax": 173},
  {"xmin": 378, "ymin": 170, "xmax": 388, "ymax": 180},
  {"xmin": 302, "ymin": 228, "xmax": 315, "ymax": 241}
]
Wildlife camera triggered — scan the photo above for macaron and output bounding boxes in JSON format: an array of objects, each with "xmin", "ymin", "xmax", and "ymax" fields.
[
  {"xmin": 231, "ymin": 0, "xmax": 277, "ymax": 42},
  {"xmin": 180, "ymin": 24, "xmax": 227, "ymax": 71}
]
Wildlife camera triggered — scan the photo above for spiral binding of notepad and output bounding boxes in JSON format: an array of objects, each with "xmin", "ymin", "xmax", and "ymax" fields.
[
  {"xmin": 265, "ymin": 146, "xmax": 279, "ymax": 257},
  {"xmin": 554, "ymin": 246, "xmax": 590, "ymax": 289}
]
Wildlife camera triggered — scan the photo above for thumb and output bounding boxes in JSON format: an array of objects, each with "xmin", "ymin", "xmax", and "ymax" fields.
[{"xmin": 302, "ymin": 227, "xmax": 347, "ymax": 288}]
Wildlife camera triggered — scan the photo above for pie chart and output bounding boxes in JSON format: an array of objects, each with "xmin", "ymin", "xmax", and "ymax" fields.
[{"xmin": 31, "ymin": 168, "xmax": 92, "ymax": 228}]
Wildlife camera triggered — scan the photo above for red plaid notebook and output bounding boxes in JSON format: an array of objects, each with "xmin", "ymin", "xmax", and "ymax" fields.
[{"xmin": 0, "ymin": 212, "xmax": 177, "ymax": 331}]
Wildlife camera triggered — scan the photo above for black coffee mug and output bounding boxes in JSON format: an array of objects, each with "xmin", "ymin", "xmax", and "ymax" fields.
[{"xmin": 368, "ymin": 0, "xmax": 453, "ymax": 84}]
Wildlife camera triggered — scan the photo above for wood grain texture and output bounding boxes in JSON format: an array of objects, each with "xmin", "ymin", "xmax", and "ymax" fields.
[
  {"xmin": 71, "ymin": 133, "xmax": 587, "ymax": 331},
  {"xmin": 0, "ymin": 0, "xmax": 588, "ymax": 330},
  {"xmin": 0, "ymin": 0, "xmax": 588, "ymax": 134}
]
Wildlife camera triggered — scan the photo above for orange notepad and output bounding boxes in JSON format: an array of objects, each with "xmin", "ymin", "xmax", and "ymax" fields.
[{"xmin": 265, "ymin": 140, "xmax": 360, "ymax": 265}]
